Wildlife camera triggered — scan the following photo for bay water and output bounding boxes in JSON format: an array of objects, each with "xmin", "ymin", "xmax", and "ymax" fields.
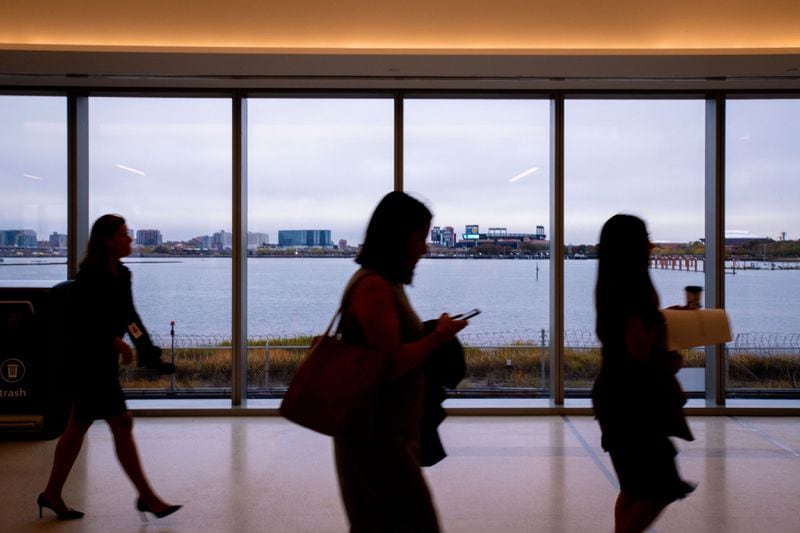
[{"xmin": 2, "ymin": 257, "xmax": 798, "ymax": 345}]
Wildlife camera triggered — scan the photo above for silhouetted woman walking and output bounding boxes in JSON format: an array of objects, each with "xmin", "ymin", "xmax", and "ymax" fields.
[
  {"xmin": 334, "ymin": 192, "xmax": 468, "ymax": 532},
  {"xmin": 592, "ymin": 214, "xmax": 694, "ymax": 533},
  {"xmin": 38, "ymin": 214, "xmax": 180, "ymax": 521}
]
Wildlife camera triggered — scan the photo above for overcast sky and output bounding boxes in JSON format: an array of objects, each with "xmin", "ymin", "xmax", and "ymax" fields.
[{"xmin": 1, "ymin": 96, "xmax": 797, "ymax": 246}]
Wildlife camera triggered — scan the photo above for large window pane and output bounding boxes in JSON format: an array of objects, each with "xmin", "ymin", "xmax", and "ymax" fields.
[
  {"xmin": 89, "ymin": 97, "xmax": 232, "ymax": 396},
  {"xmin": 0, "ymin": 96, "xmax": 67, "ymax": 286},
  {"xmin": 246, "ymin": 98, "xmax": 394, "ymax": 396},
  {"xmin": 565, "ymin": 99, "xmax": 705, "ymax": 395},
  {"xmin": 726, "ymin": 99, "xmax": 800, "ymax": 395},
  {"xmin": 404, "ymin": 99, "xmax": 551, "ymax": 396}
]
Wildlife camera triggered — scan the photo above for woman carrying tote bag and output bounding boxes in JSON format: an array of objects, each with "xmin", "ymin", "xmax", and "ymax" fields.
[{"xmin": 334, "ymin": 192, "xmax": 469, "ymax": 533}]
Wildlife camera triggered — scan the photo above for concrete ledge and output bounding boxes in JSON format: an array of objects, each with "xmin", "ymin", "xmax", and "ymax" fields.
[{"xmin": 127, "ymin": 398, "xmax": 800, "ymax": 417}]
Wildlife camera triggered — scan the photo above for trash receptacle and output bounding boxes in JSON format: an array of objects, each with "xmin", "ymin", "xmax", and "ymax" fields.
[{"xmin": 0, "ymin": 285, "xmax": 72, "ymax": 439}]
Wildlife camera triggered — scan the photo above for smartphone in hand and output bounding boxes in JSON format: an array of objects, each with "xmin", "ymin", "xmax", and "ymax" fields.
[{"xmin": 451, "ymin": 308, "xmax": 481, "ymax": 320}]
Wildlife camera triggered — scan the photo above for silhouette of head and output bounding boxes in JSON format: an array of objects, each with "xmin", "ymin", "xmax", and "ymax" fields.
[
  {"xmin": 356, "ymin": 192, "xmax": 433, "ymax": 284},
  {"xmin": 80, "ymin": 214, "xmax": 128, "ymax": 270},
  {"xmin": 595, "ymin": 214, "xmax": 659, "ymax": 339}
]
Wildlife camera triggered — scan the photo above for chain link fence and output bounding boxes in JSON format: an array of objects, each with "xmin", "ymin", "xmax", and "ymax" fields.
[
  {"xmin": 118, "ymin": 330, "xmax": 800, "ymax": 397},
  {"xmin": 728, "ymin": 333, "xmax": 800, "ymax": 389}
]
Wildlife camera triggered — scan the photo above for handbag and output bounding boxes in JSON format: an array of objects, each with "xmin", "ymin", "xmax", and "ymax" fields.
[{"xmin": 279, "ymin": 274, "xmax": 388, "ymax": 438}]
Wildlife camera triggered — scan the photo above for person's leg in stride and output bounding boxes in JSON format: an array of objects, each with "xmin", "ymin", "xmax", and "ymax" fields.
[
  {"xmin": 106, "ymin": 412, "xmax": 173, "ymax": 514},
  {"xmin": 334, "ymin": 439, "xmax": 384, "ymax": 532},
  {"xmin": 39, "ymin": 411, "xmax": 93, "ymax": 517},
  {"xmin": 380, "ymin": 442, "xmax": 440, "ymax": 533},
  {"xmin": 614, "ymin": 492, "xmax": 668, "ymax": 533}
]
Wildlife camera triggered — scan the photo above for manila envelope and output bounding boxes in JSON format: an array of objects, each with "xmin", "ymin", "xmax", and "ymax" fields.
[{"xmin": 661, "ymin": 308, "xmax": 732, "ymax": 350}]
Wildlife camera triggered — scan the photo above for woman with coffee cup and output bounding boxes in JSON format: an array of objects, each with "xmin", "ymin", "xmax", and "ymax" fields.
[{"xmin": 592, "ymin": 214, "xmax": 695, "ymax": 533}]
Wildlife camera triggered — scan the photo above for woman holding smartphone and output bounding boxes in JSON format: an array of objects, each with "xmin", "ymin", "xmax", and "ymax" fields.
[{"xmin": 334, "ymin": 192, "xmax": 469, "ymax": 532}]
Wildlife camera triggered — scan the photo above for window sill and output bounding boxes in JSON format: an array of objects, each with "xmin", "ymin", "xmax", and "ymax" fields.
[{"xmin": 127, "ymin": 398, "xmax": 800, "ymax": 417}]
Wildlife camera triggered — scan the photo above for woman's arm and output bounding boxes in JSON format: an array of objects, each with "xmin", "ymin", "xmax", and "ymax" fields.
[
  {"xmin": 114, "ymin": 337, "xmax": 134, "ymax": 364},
  {"xmin": 349, "ymin": 275, "xmax": 466, "ymax": 379},
  {"xmin": 624, "ymin": 315, "xmax": 658, "ymax": 361}
]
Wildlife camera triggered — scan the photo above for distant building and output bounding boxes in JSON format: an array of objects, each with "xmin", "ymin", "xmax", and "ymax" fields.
[
  {"xmin": 49, "ymin": 232, "xmax": 68, "ymax": 249},
  {"xmin": 652, "ymin": 241, "xmax": 686, "ymax": 250},
  {"xmin": 430, "ymin": 226, "xmax": 442, "ymax": 245},
  {"xmin": 0, "ymin": 229, "xmax": 37, "ymax": 247},
  {"xmin": 700, "ymin": 232, "xmax": 772, "ymax": 249},
  {"xmin": 247, "ymin": 232, "xmax": 269, "ymax": 250},
  {"xmin": 453, "ymin": 225, "xmax": 547, "ymax": 248},
  {"xmin": 136, "ymin": 229, "xmax": 163, "ymax": 247},
  {"xmin": 440, "ymin": 226, "xmax": 456, "ymax": 247},
  {"xmin": 724, "ymin": 236, "xmax": 771, "ymax": 247},
  {"xmin": 212, "ymin": 230, "xmax": 233, "ymax": 251},
  {"xmin": 431, "ymin": 224, "xmax": 546, "ymax": 249},
  {"xmin": 338, "ymin": 239, "xmax": 348, "ymax": 250},
  {"xmin": 487, "ymin": 227, "xmax": 507, "ymax": 238},
  {"xmin": 278, "ymin": 230, "xmax": 332, "ymax": 247},
  {"xmin": 464, "ymin": 225, "xmax": 480, "ymax": 240}
]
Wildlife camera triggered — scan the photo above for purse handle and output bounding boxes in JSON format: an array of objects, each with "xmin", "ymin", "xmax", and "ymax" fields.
[{"xmin": 323, "ymin": 269, "xmax": 378, "ymax": 339}]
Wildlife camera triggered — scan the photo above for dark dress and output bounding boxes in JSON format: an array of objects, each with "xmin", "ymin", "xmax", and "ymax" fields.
[
  {"xmin": 333, "ymin": 269, "xmax": 440, "ymax": 533},
  {"xmin": 69, "ymin": 263, "xmax": 142, "ymax": 421},
  {"xmin": 591, "ymin": 312, "xmax": 695, "ymax": 503}
]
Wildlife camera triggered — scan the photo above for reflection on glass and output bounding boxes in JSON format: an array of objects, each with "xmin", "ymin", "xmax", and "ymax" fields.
[
  {"xmin": 726, "ymin": 99, "xmax": 800, "ymax": 394},
  {"xmin": 0, "ymin": 96, "xmax": 67, "ymax": 285},
  {"xmin": 89, "ymin": 97, "xmax": 232, "ymax": 394},
  {"xmin": 246, "ymin": 98, "xmax": 394, "ymax": 396},
  {"xmin": 404, "ymin": 99, "xmax": 551, "ymax": 395},
  {"xmin": 565, "ymin": 99, "xmax": 705, "ymax": 393}
]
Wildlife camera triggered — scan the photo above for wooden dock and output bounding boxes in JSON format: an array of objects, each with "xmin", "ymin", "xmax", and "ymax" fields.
[{"xmin": 649, "ymin": 257, "xmax": 703, "ymax": 271}]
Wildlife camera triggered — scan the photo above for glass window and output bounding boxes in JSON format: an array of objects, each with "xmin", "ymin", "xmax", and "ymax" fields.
[
  {"xmin": 725, "ymin": 99, "xmax": 800, "ymax": 395},
  {"xmin": 246, "ymin": 98, "xmax": 394, "ymax": 397},
  {"xmin": 89, "ymin": 97, "xmax": 232, "ymax": 395},
  {"xmin": 404, "ymin": 98, "xmax": 551, "ymax": 396},
  {"xmin": 6, "ymin": 88, "xmax": 797, "ymax": 407},
  {"xmin": 0, "ymin": 96, "xmax": 67, "ymax": 286},
  {"xmin": 564, "ymin": 99, "xmax": 706, "ymax": 395}
]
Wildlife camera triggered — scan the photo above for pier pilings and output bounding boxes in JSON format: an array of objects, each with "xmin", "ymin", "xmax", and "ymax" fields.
[{"xmin": 649, "ymin": 256, "xmax": 703, "ymax": 271}]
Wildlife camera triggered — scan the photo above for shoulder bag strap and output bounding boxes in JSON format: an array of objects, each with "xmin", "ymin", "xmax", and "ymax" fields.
[{"xmin": 322, "ymin": 270, "xmax": 378, "ymax": 338}]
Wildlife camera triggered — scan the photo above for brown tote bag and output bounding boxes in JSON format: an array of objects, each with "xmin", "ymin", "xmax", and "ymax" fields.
[{"xmin": 279, "ymin": 275, "xmax": 388, "ymax": 437}]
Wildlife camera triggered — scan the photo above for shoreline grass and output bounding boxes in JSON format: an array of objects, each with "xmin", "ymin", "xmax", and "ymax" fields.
[{"xmin": 121, "ymin": 341, "xmax": 800, "ymax": 391}]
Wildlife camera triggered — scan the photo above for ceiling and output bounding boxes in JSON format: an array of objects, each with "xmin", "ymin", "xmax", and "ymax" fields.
[
  {"xmin": 4, "ymin": 0, "xmax": 800, "ymax": 50},
  {"xmin": 2, "ymin": 0, "xmax": 799, "ymax": 90}
]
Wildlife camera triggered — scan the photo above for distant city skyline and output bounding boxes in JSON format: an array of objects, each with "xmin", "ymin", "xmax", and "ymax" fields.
[
  {"xmin": 1, "ymin": 223, "xmax": 789, "ymax": 252},
  {"xmin": 2, "ymin": 97, "xmax": 797, "ymax": 247},
  {"xmin": 0, "ymin": 222, "xmax": 552, "ymax": 247}
]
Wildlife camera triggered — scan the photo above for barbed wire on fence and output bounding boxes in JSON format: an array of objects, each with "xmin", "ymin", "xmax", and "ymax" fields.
[
  {"xmin": 151, "ymin": 330, "xmax": 800, "ymax": 351},
  {"xmin": 150, "ymin": 334, "xmax": 232, "ymax": 348},
  {"xmin": 457, "ymin": 329, "xmax": 602, "ymax": 348},
  {"xmin": 459, "ymin": 329, "xmax": 544, "ymax": 347},
  {"xmin": 733, "ymin": 332, "xmax": 800, "ymax": 349},
  {"xmin": 151, "ymin": 329, "xmax": 602, "ymax": 349}
]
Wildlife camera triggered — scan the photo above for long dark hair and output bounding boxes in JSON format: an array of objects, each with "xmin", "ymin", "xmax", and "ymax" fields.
[
  {"xmin": 356, "ymin": 192, "xmax": 432, "ymax": 284},
  {"xmin": 79, "ymin": 214, "xmax": 126, "ymax": 271},
  {"xmin": 595, "ymin": 214, "xmax": 659, "ymax": 343}
]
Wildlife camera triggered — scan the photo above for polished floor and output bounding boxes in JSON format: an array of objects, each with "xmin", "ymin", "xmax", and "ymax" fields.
[{"xmin": 1, "ymin": 415, "xmax": 798, "ymax": 532}]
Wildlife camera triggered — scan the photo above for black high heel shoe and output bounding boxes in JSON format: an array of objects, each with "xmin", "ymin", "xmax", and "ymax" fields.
[
  {"xmin": 37, "ymin": 493, "xmax": 84, "ymax": 520},
  {"xmin": 136, "ymin": 498, "xmax": 182, "ymax": 522}
]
